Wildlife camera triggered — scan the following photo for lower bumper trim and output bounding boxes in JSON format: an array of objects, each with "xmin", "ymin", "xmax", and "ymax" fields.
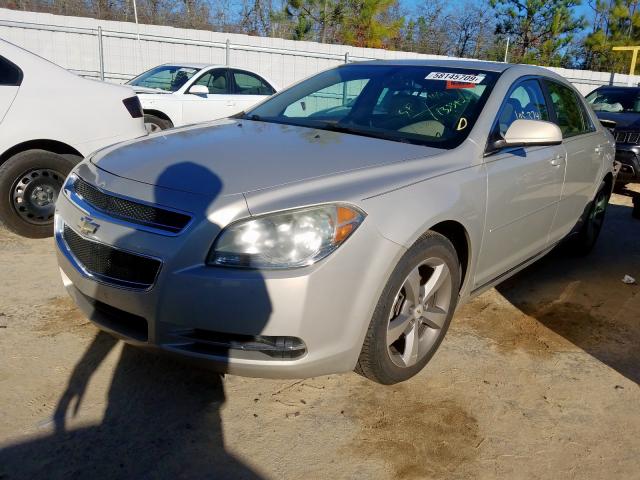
[{"xmin": 167, "ymin": 328, "xmax": 307, "ymax": 360}]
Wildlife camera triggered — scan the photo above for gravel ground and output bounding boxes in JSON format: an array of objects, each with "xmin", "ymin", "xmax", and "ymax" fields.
[{"xmin": 0, "ymin": 187, "xmax": 638, "ymax": 480}]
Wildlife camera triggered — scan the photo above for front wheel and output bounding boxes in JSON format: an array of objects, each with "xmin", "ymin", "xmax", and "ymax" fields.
[
  {"xmin": 356, "ymin": 232, "xmax": 461, "ymax": 384},
  {"xmin": 0, "ymin": 150, "xmax": 76, "ymax": 238}
]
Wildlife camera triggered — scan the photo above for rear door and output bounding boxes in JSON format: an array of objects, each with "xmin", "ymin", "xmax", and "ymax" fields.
[
  {"xmin": 543, "ymin": 80, "xmax": 603, "ymax": 242},
  {"xmin": 229, "ymin": 69, "xmax": 276, "ymax": 112},
  {"xmin": 181, "ymin": 68, "xmax": 236, "ymax": 124},
  {"xmin": 476, "ymin": 78, "xmax": 567, "ymax": 287},
  {"xmin": 0, "ymin": 55, "xmax": 22, "ymax": 124}
]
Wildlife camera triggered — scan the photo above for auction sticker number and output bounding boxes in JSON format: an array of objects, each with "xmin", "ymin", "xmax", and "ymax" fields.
[{"xmin": 425, "ymin": 72, "xmax": 486, "ymax": 84}]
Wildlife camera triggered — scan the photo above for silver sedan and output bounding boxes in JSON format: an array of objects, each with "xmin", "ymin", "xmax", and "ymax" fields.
[{"xmin": 54, "ymin": 60, "xmax": 615, "ymax": 384}]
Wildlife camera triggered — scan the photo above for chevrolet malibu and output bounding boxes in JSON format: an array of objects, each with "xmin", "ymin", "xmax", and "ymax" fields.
[{"xmin": 55, "ymin": 60, "xmax": 615, "ymax": 384}]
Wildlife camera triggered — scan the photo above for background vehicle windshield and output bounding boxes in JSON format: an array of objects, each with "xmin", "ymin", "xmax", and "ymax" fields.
[
  {"xmin": 586, "ymin": 88, "xmax": 640, "ymax": 113},
  {"xmin": 246, "ymin": 65, "xmax": 498, "ymax": 148},
  {"xmin": 128, "ymin": 65, "xmax": 199, "ymax": 92}
]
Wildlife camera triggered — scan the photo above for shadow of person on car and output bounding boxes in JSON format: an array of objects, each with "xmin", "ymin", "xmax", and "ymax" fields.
[
  {"xmin": 496, "ymin": 201, "xmax": 640, "ymax": 384},
  {"xmin": 0, "ymin": 161, "xmax": 270, "ymax": 479}
]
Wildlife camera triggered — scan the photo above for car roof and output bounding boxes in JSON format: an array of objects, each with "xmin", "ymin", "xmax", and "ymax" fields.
[
  {"xmin": 160, "ymin": 62, "xmax": 225, "ymax": 69},
  {"xmin": 355, "ymin": 59, "xmax": 512, "ymax": 72},
  {"xmin": 353, "ymin": 59, "xmax": 560, "ymax": 75}
]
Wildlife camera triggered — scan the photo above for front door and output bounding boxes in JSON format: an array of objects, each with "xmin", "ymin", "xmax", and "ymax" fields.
[
  {"xmin": 475, "ymin": 78, "xmax": 566, "ymax": 287},
  {"xmin": 181, "ymin": 68, "xmax": 236, "ymax": 124}
]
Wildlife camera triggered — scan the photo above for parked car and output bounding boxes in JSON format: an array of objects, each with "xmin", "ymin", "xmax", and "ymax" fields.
[
  {"xmin": 55, "ymin": 60, "xmax": 616, "ymax": 384},
  {"xmin": 0, "ymin": 39, "xmax": 147, "ymax": 238},
  {"xmin": 586, "ymin": 86, "xmax": 640, "ymax": 186},
  {"xmin": 126, "ymin": 63, "xmax": 278, "ymax": 131}
]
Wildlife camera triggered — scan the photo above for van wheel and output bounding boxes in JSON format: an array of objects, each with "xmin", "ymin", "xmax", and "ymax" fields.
[
  {"xmin": 356, "ymin": 232, "xmax": 460, "ymax": 385},
  {"xmin": 144, "ymin": 114, "xmax": 172, "ymax": 132},
  {"xmin": 0, "ymin": 150, "xmax": 76, "ymax": 238}
]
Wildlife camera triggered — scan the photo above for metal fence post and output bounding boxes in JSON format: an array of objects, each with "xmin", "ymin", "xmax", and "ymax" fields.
[
  {"xmin": 344, "ymin": 52, "xmax": 349, "ymax": 64},
  {"xmin": 226, "ymin": 39, "xmax": 230, "ymax": 66},
  {"xmin": 97, "ymin": 26, "xmax": 105, "ymax": 81}
]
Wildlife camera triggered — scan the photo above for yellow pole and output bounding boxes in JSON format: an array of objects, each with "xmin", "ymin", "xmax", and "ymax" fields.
[{"xmin": 612, "ymin": 46, "xmax": 640, "ymax": 75}]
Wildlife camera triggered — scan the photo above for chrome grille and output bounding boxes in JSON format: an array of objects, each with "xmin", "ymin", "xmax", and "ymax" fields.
[
  {"xmin": 73, "ymin": 177, "xmax": 191, "ymax": 233},
  {"xmin": 614, "ymin": 131, "xmax": 640, "ymax": 144}
]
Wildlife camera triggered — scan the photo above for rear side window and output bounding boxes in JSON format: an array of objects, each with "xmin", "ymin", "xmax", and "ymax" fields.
[
  {"xmin": 0, "ymin": 56, "xmax": 23, "ymax": 86},
  {"xmin": 545, "ymin": 81, "xmax": 592, "ymax": 137},
  {"xmin": 496, "ymin": 79, "xmax": 549, "ymax": 136},
  {"xmin": 231, "ymin": 71, "xmax": 274, "ymax": 95}
]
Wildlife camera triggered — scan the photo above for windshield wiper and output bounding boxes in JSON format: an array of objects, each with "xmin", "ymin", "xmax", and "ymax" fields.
[{"xmin": 314, "ymin": 122, "xmax": 411, "ymax": 144}]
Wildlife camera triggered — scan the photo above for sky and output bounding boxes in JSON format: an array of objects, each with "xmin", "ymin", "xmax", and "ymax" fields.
[{"xmin": 401, "ymin": 0, "xmax": 595, "ymax": 24}]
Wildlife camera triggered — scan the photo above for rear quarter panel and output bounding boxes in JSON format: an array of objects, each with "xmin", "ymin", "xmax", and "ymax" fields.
[{"xmin": 0, "ymin": 41, "xmax": 146, "ymax": 158}]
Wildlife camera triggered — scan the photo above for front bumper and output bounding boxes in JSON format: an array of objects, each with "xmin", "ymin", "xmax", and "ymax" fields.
[{"xmin": 54, "ymin": 166, "xmax": 403, "ymax": 378}]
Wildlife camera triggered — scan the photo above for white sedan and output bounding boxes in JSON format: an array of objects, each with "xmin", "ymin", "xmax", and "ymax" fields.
[
  {"xmin": 0, "ymin": 38, "xmax": 147, "ymax": 238},
  {"xmin": 126, "ymin": 63, "xmax": 278, "ymax": 131}
]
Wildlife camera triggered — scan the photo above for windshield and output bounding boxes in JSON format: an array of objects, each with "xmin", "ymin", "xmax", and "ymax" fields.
[
  {"xmin": 586, "ymin": 88, "xmax": 640, "ymax": 113},
  {"xmin": 245, "ymin": 65, "xmax": 498, "ymax": 149},
  {"xmin": 127, "ymin": 65, "xmax": 200, "ymax": 92}
]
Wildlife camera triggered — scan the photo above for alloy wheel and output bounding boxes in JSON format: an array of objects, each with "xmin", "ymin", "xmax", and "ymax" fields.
[
  {"xmin": 586, "ymin": 189, "xmax": 608, "ymax": 241},
  {"xmin": 386, "ymin": 257, "xmax": 453, "ymax": 368},
  {"xmin": 145, "ymin": 122, "xmax": 163, "ymax": 133}
]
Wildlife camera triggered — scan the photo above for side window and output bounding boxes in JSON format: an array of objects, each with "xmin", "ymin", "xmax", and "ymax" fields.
[
  {"xmin": 545, "ymin": 81, "xmax": 591, "ymax": 137},
  {"xmin": 0, "ymin": 56, "xmax": 23, "ymax": 86},
  {"xmin": 192, "ymin": 69, "xmax": 228, "ymax": 94},
  {"xmin": 496, "ymin": 79, "xmax": 549, "ymax": 136},
  {"xmin": 282, "ymin": 79, "xmax": 369, "ymax": 118},
  {"xmin": 232, "ymin": 71, "xmax": 274, "ymax": 95}
]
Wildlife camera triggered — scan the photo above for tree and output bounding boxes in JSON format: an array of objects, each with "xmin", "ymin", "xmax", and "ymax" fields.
[
  {"xmin": 276, "ymin": 0, "xmax": 344, "ymax": 42},
  {"xmin": 339, "ymin": 0, "xmax": 404, "ymax": 48},
  {"xmin": 583, "ymin": 0, "xmax": 640, "ymax": 72},
  {"xmin": 491, "ymin": 0, "xmax": 585, "ymax": 66}
]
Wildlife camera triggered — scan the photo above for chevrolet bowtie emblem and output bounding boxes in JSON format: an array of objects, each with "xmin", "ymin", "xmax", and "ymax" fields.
[{"xmin": 78, "ymin": 216, "xmax": 100, "ymax": 235}]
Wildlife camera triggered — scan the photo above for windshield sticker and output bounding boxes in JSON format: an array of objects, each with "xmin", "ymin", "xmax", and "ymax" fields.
[
  {"xmin": 446, "ymin": 80, "xmax": 477, "ymax": 89},
  {"xmin": 425, "ymin": 72, "xmax": 486, "ymax": 84}
]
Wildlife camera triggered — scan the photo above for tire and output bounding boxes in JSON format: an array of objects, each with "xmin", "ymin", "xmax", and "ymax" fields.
[
  {"xmin": 144, "ymin": 113, "xmax": 173, "ymax": 132},
  {"xmin": 356, "ymin": 232, "xmax": 461, "ymax": 385},
  {"xmin": 569, "ymin": 182, "xmax": 610, "ymax": 256},
  {"xmin": 0, "ymin": 150, "xmax": 77, "ymax": 238}
]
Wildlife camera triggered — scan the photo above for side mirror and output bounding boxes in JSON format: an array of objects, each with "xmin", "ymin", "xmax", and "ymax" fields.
[
  {"xmin": 188, "ymin": 84, "xmax": 209, "ymax": 95},
  {"xmin": 491, "ymin": 119, "xmax": 563, "ymax": 151}
]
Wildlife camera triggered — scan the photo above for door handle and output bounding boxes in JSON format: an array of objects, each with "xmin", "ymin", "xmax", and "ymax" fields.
[
  {"xmin": 550, "ymin": 155, "xmax": 563, "ymax": 167},
  {"xmin": 225, "ymin": 100, "xmax": 235, "ymax": 107}
]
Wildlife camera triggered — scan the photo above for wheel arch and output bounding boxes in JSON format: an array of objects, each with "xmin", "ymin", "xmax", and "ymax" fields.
[
  {"xmin": 428, "ymin": 220, "xmax": 472, "ymax": 293},
  {"xmin": 143, "ymin": 109, "xmax": 174, "ymax": 126},
  {"xmin": 0, "ymin": 140, "xmax": 83, "ymax": 166}
]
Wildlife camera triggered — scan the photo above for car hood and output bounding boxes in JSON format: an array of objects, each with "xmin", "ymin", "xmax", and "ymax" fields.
[
  {"xmin": 90, "ymin": 120, "xmax": 442, "ymax": 196},
  {"xmin": 595, "ymin": 111, "xmax": 640, "ymax": 129}
]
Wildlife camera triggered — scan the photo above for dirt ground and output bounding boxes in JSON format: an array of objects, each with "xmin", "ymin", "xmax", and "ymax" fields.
[{"xmin": 0, "ymin": 187, "xmax": 638, "ymax": 480}]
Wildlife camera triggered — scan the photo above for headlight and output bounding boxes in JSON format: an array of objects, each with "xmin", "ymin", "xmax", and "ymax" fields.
[{"xmin": 208, "ymin": 204, "xmax": 365, "ymax": 269}]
